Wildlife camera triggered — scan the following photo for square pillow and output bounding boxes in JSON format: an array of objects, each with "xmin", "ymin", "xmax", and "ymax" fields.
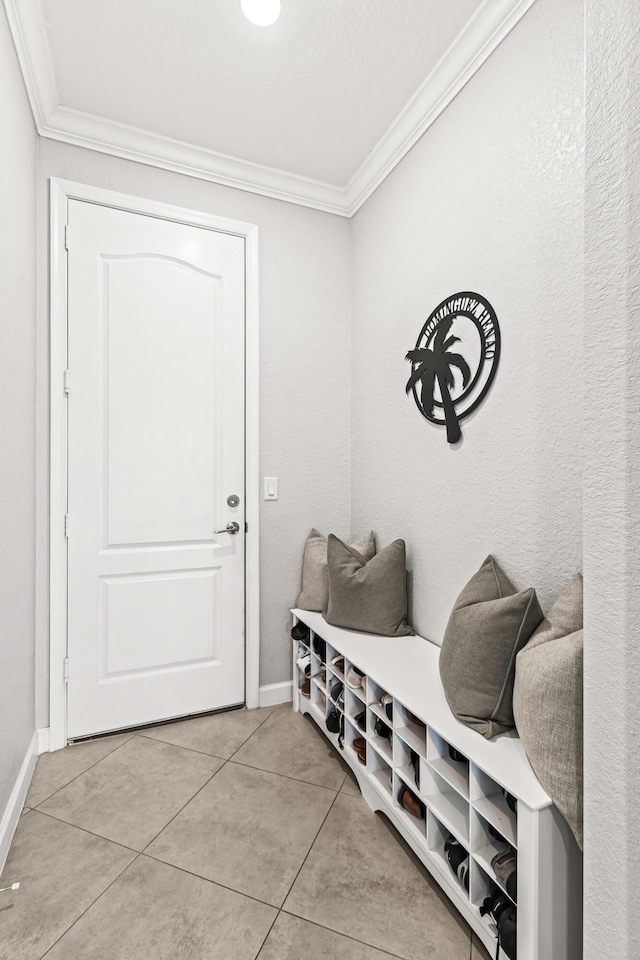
[
  {"xmin": 324, "ymin": 535, "xmax": 413, "ymax": 637},
  {"xmin": 439, "ymin": 555, "xmax": 543, "ymax": 739},
  {"xmin": 296, "ymin": 528, "xmax": 375, "ymax": 612},
  {"xmin": 513, "ymin": 577, "xmax": 583, "ymax": 848}
]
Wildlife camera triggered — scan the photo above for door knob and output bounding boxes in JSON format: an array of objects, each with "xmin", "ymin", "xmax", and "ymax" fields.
[{"xmin": 215, "ymin": 521, "xmax": 240, "ymax": 535}]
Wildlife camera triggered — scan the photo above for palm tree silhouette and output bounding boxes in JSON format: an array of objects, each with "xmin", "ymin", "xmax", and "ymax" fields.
[{"xmin": 406, "ymin": 317, "xmax": 471, "ymax": 444}]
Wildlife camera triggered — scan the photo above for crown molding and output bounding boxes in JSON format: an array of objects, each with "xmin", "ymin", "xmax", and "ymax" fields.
[{"xmin": 4, "ymin": 0, "xmax": 537, "ymax": 218}]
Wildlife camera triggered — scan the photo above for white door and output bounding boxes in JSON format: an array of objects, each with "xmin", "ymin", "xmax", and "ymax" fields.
[{"xmin": 66, "ymin": 199, "xmax": 246, "ymax": 738}]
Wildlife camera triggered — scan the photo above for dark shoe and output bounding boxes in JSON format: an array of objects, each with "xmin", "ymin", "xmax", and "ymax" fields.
[
  {"xmin": 313, "ymin": 634, "xmax": 326, "ymax": 660},
  {"xmin": 445, "ymin": 836, "xmax": 470, "ymax": 891},
  {"xmin": 410, "ymin": 749, "xmax": 421, "ymax": 790},
  {"xmin": 330, "ymin": 679, "xmax": 343, "ymax": 701},
  {"xmin": 300, "ymin": 679, "xmax": 310, "ymax": 697},
  {"xmin": 448, "ymin": 745, "xmax": 467, "ymax": 764},
  {"xmin": 374, "ymin": 717, "xmax": 392, "ymax": 740},
  {"xmin": 405, "ymin": 709, "xmax": 425, "ymax": 728},
  {"xmin": 357, "ymin": 747, "xmax": 366, "ymax": 764},
  {"xmin": 354, "ymin": 711, "xmax": 366, "ymax": 731},
  {"xmin": 353, "ymin": 737, "xmax": 366, "ymax": 752},
  {"xmin": 291, "ymin": 622, "xmax": 310, "ymax": 642},
  {"xmin": 398, "ymin": 784, "xmax": 425, "ymax": 819},
  {"xmin": 381, "ymin": 693, "xmax": 393, "ymax": 722}
]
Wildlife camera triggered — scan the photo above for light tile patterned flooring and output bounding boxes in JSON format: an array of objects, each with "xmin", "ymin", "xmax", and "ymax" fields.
[{"xmin": 1, "ymin": 705, "xmax": 491, "ymax": 960}]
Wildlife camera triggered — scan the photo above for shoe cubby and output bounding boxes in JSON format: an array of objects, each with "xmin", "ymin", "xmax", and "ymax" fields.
[
  {"xmin": 421, "ymin": 765, "xmax": 469, "ymax": 845},
  {"xmin": 369, "ymin": 720, "xmax": 393, "ymax": 765},
  {"xmin": 470, "ymin": 768, "xmax": 517, "ymax": 848},
  {"xmin": 344, "ymin": 660, "xmax": 367, "ymax": 701},
  {"xmin": 368, "ymin": 745, "xmax": 393, "ymax": 798},
  {"xmin": 393, "ymin": 700, "xmax": 427, "ymax": 757},
  {"xmin": 469, "ymin": 861, "xmax": 504, "ymax": 946},
  {"xmin": 393, "ymin": 734, "xmax": 421, "ymax": 793},
  {"xmin": 292, "ymin": 610, "xmax": 582, "ymax": 960},
  {"xmin": 326, "ymin": 648, "xmax": 346, "ymax": 683},
  {"xmin": 427, "ymin": 812, "xmax": 470, "ymax": 899},
  {"xmin": 470, "ymin": 809, "xmax": 517, "ymax": 904},
  {"xmin": 427, "ymin": 730, "xmax": 470, "ymax": 800}
]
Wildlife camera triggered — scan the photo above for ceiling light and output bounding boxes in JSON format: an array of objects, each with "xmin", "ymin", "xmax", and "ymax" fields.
[{"xmin": 241, "ymin": 0, "xmax": 281, "ymax": 26}]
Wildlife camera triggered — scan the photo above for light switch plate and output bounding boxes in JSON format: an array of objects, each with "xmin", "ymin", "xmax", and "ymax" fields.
[{"xmin": 264, "ymin": 477, "xmax": 278, "ymax": 500}]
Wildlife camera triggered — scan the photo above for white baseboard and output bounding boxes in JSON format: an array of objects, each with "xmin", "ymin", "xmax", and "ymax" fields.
[
  {"xmin": 259, "ymin": 681, "xmax": 292, "ymax": 708},
  {"xmin": 0, "ymin": 731, "xmax": 39, "ymax": 874},
  {"xmin": 37, "ymin": 727, "xmax": 50, "ymax": 754}
]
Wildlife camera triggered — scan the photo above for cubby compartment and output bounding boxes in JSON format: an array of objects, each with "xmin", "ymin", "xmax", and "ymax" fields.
[
  {"xmin": 310, "ymin": 630, "xmax": 327, "ymax": 663},
  {"xmin": 369, "ymin": 714, "xmax": 393, "ymax": 765},
  {"xmin": 422, "ymin": 766, "xmax": 469, "ymax": 844},
  {"xmin": 427, "ymin": 812, "xmax": 470, "ymax": 898},
  {"xmin": 471, "ymin": 810, "xmax": 517, "ymax": 903},
  {"xmin": 368, "ymin": 746, "xmax": 393, "ymax": 798},
  {"xmin": 344, "ymin": 717, "xmax": 367, "ymax": 768},
  {"xmin": 427, "ymin": 729, "xmax": 469, "ymax": 799},
  {"xmin": 345, "ymin": 687, "xmax": 367, "ymax": 728},
  {"xmin": 395, "ymin": 777, "xmax": 426, "ymax": 838},
  {"xmin": 326, "ymin": 648, "xmax": 345, "ymax": 683},
  {"xmin": 393, "ymin": 700, "xmax": 427, "ymax": 757},
  {"xmin": 470, "ymin": 861, "xmax": 505, "ymax": 945},
  {"xmin": 393, "ymin": 732, "xmax": 421, "ymax": 793},
  {"xmin": 327, "ymin": 675, "xmax": 344, "ymax": 710},
  {"xmin": 471, "ymin": 768, "xmax": 517, "ymax": 848},
  {"xmin": 367, "ymin": 677, "xmax": 393, "ymax": 720},
  {"xmin": 344, "ymin": 660, "xmax": 367, "ymax": 701}
]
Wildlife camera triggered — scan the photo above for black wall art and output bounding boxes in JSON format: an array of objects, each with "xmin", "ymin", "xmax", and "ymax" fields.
[{"xmin": 405, "ymin": 292, "xmax": 500, "ymax": 445}]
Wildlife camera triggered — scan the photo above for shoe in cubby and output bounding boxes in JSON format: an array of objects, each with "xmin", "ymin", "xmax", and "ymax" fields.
[
  {"xmin": 393, "ymin": 701, "xmax": 427, "ymax": 757},
  {"xmin": 470, "ymin": 809, "xmax": 517, "ymax": 904},
  {"xmin": 368, "ymin": 713, "xmax": 393, "ymax": 765},
  {"xmin": 345, "ymin": 663, "xmax": 366, "ymax": 696},
  {"xmin": 470, "ymin": 768, "xmax": 517, "ymax": 848},
  {"xmin": 426, "ymin": 729, "xmax": 469, "ymax": 799}
]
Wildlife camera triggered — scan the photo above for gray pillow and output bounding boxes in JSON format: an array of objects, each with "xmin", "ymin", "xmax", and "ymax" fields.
[
  {"xmin": 513, "ymin": 577, "xmax": 583, "ymax": 848},
  {"xmin": 439, "ymin": 555, "xmax": 544, "ymax": 739},
  {"xmin": 296, "ymin": 528, "xmax": 375, "ymax": 612},
  {"xmin": 324, "ymin": 535, "xmax": 413, "ymax": 637}
]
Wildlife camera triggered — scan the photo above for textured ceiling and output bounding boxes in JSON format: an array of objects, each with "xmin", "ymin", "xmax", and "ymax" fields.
[{"xmin": 40, "ymin": 0, "xmax": 484, "ymax": 187}]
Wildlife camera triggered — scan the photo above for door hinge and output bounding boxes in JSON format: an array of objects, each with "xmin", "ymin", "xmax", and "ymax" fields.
[
  {"xmin": 63, "ymin": 369, "xmax": 70, "ymax": 396},
  {"xmin": 64, "ymin": 224, "xmax": 70, "ymax": 250},
  {"xmin": 63, "ymin": 657, "xmax": 70, "ymax": 682},
  {"xmin": 64, "ymin": 513, "xmax": 69, "ymax": 538},
  {"xmin": 245, "ymin": 522, "xmax": 248, "ymax": 533}
]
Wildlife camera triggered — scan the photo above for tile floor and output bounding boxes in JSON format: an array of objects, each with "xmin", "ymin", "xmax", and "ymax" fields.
[{"xmin": 1, "ymin": 704, "xmax": 491, "ymax": 960}]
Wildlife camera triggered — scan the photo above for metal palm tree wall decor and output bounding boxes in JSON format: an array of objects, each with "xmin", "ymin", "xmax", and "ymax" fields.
[{"xmin": 405, "ymin": 292, "xmax": 500, "ymax": 444}]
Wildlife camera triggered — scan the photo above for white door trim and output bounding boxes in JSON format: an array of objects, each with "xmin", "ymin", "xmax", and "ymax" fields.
[{"xmin": 49, "ymin": 178, "xmax": 260, "ymax": 751}]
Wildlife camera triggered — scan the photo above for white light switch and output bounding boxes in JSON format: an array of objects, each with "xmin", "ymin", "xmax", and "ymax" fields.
[{"xmin": 264, "ymin": 477, "xmax": 278, "ymax": 500}]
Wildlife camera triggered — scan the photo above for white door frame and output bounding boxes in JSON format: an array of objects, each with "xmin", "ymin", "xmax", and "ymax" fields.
[{"xmin": 49, "ymin": 178, "xmax": 260, "ymax": 751}]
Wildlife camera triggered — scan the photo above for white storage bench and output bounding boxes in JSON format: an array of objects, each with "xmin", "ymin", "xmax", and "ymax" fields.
[{"xmin": 291, "ymin": 609, "xmax": 582, "ymax": 960}]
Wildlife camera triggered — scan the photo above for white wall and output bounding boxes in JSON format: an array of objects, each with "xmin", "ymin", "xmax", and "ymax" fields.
[
  {"xmin": 584, "ymin": 0, "xmax": 640, "ymax": 955},
  {"xmin": 0, "ymin": 6, "xmax": 37, "ymax": 807},
  {"xmin": 35, "ymin": 141, "xmax": 351, "ymax": 724},
  {"xmin": 350, "ymin": 0, "xmax": 583, "ymax": 641}
]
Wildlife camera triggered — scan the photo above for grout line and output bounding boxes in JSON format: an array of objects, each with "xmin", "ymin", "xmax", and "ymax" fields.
[
  {"xmin": 32, "ymin": 808, "xmax": 141, "ymax": 854},
  {"xmin": 140, "ymin": 851, "xmax": 280, "ymax": 911},
  {"xmin": 277, "ymin": 784, "xmax": 341, "ymax": 912},
  {"xmin": 277, "ymin": 911, "xmax": 408, "ymax": 959},
  {"xmin": 226, "ymin": 758, "xmax": 341, "ymax": 793},
  {"xmin": 139, "ymin": 761, "xmax": 229, "ymax": 854},
  {"xmin": 253, "ymin": 909, "xmax": 281, "ymax": 960},
  {"xmin": 137, "ymin": 703, "xmax": 279, "ymax": 760},
  {"xmin": 30, "ymin": 732, "xmax": 137, "ymax": 808},
  {"xmin": 39, "ymin": 852, "xmax": 141, "ymax": 958}
]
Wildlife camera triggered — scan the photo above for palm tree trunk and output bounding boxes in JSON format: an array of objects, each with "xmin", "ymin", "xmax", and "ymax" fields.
[{"xmin": 438, "ymin": 373, "xmax": 461, "ymax": 444}]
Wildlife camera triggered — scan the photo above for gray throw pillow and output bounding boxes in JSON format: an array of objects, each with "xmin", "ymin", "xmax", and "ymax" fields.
[
  {"xmin": 513, "ymin": 577, "xmax": 583, "ymax": 848},
  {"xmin": 296, "ymin": 528, "xmax": 375, "ymax": 612},
  {"xmin": 324, "ymin": 535, "xmax": 413, "ymax": 637},
  {"xmin": 439, "ymin": 555, "xmax": 544, "ymax": 739}
]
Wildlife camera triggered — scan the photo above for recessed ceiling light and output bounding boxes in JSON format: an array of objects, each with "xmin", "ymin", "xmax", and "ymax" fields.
[{"xmin": 241, "ymin": 0, "xmax": 281, "ymax": 27}]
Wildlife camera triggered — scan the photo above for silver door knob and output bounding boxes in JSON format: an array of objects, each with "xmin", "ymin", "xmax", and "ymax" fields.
[{"xmin": 215, "ymin": 521, "xmax": 240, "ymax": 535}]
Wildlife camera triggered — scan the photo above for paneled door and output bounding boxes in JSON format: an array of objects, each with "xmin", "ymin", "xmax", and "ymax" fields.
[{"xmin": 66, "ymin": 199, "xmax": 246, "ymax": 738}]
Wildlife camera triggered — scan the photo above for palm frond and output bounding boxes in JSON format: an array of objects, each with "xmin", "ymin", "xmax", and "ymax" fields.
[
  {"xmin": 405, "ymin": 361, "xmax": 431, "ymax": 393},
  {"xmin": 433, "ymin": 317, "xmax": 454, "ymax": 352},
  {"xmin": 405, "ymin": 348, "xmax": 431, "ymax": 363}
]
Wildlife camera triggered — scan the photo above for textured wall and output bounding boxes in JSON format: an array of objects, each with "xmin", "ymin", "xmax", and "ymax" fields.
[
  {"xmin": 584, "ymin": 0, "xmax": 640, "ymax": 955},
  {"xmin": 0, "ymin": 6, "xmax": 37, "ymax": 806},
  {"xmin": 350, "ymin": 0, "xmax": 583, "ymax": 641},
  {"xmin": 35, "ymin": 141, "xmax": 351, "ymax": 723}
]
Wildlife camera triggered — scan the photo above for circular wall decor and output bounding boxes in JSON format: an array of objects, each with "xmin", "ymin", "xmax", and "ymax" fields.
[{"xmin": 405, "ymin": 291, "xmax": 500, "ymax": 445}]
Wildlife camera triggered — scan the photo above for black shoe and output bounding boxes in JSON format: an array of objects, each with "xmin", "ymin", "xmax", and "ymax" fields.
[
  {"xmin": 444, "ymin": 836, "xmax": 469, "ymax": 891},
  {"xmin": 448, "ymin": 745, "xmax": 467, "ymax": 764},
  {"xmin": 354, "ymin": 710, "xmax": 366, "ymax": 731},
  {"xmin": 409, "ymin": 749, "xmax": 420, "ymax": 790},
  {"xmin": 313, "ymin": 634, "xmax": 326, "ymax": 660},
  {"xmin": 291, "ymin": 622, "xmax": 310, "ymax": 642}
]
